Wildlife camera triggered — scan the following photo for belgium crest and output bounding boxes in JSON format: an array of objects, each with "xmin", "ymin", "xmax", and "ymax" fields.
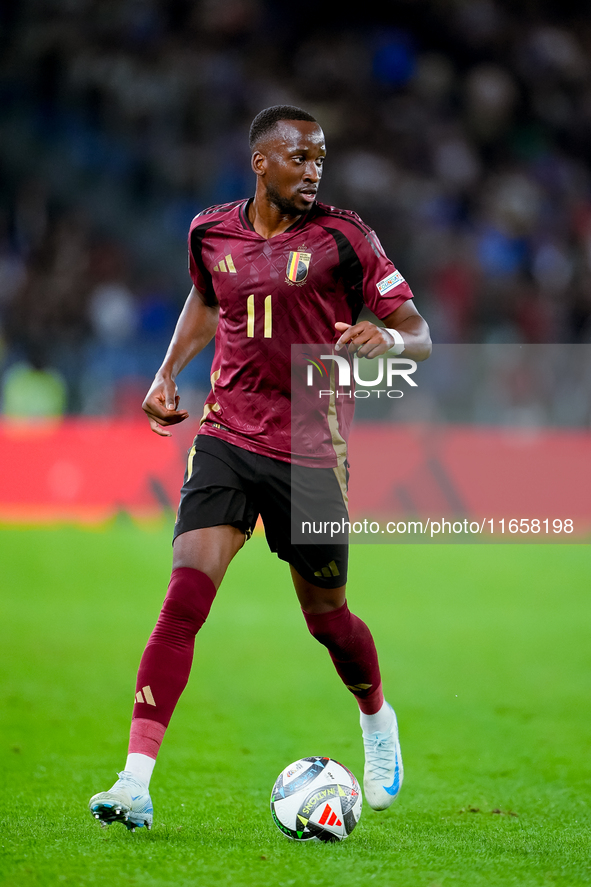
[{"xmin": 286, "ymin": 248, "xmax": 312, "ymax": 285}]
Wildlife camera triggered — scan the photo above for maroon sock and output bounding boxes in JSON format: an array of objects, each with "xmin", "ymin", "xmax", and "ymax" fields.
[
  {"xmin": 131, "ymin": 567, "xmax": 217, "ymax": 732},
  {"xmin": 128, "ymin": 718, "xmax": 166, "ymax": 759},
  {"xmin": 302, "ymin": 602, "xmax": 384, "ymax": 715}
]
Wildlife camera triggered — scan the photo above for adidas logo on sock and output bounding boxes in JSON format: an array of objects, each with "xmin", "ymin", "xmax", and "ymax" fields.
[{"xmin": 135, "ymin": 685, "xmax": 156, "ymax": 706}]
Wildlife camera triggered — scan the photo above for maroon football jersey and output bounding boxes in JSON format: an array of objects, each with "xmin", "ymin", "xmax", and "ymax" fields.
[{"xmin": 188, "ymin": 199, "xmax": 414, "ymax": 466}]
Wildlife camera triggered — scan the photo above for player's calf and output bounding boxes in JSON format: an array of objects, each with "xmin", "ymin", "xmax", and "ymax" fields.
[{"xmin": 301, "ymin": 601, "xmax": 382, "ymax": 704}]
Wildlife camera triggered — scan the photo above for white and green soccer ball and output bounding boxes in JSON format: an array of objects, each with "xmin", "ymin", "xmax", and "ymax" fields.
[{"xmin": 270, "ymin": 756, "xmax": 362, "ymax": 842}]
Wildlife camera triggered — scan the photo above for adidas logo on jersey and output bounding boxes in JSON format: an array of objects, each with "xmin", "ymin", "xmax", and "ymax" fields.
[
  {"xmin": 213, "ymin": 254, "xmax": 237, "ymax": 273},
  {"xmin": 135, "ymin": 685, "xmax": 156, "ymax": 706}
]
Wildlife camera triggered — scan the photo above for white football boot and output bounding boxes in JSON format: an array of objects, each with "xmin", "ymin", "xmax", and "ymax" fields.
[
  {"xmin": 361, "ymin": 703, "xmax": 404, "ymax": 811},
  {"xmin": 89, "ymin": 771, "xmax": 153, "ymax": 831}
]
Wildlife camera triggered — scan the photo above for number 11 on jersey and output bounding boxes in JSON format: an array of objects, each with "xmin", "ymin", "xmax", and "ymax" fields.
[{"xmin": 246, "ymin": 294, "xmax": 272, "ymax": 338}]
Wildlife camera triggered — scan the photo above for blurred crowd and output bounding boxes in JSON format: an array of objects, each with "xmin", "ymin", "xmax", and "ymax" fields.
[{"xmin": 1, "ymin": 0, "xmax": 591, "ymax": 419}]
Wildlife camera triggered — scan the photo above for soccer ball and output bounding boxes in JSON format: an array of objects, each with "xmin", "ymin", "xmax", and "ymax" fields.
[{"xmin": 270, "ymin": 756, "xmax": 362, "ymax": 842}]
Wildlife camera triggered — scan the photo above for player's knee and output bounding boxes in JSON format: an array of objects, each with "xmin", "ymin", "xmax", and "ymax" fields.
[
  {"xmin": 160, "ymin": 594, "xmax": 206, "ymax": 635},
  {"xmin": 301, "ymin": 601, "xmax": 352, "ymax": 647},
  {"xmin": 304, "ymin": 620, "xmax": 330, "ymax": 646},
  {"xmin": 163, "ymin": 567, "xmax": 217, "ymax": 631}
]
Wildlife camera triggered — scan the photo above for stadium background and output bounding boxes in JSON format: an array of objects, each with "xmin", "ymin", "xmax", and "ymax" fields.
[
  {"xmin": 2, "ymin": 0, "xmax": 591, "ymax": 415},
  {"xmin": 1, "ymin": 0, "xmax": 591, "ymax": 523}
]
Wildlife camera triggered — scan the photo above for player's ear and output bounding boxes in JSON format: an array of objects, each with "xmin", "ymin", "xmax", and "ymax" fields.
[{"xmin": 251, "ymin": 150, "xmax": 266, "ymax": 176}]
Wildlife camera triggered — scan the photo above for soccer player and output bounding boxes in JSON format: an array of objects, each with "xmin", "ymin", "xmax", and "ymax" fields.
[{"xmin": 89, "ymin": 105, "xmax": 431, "ymax": 831}]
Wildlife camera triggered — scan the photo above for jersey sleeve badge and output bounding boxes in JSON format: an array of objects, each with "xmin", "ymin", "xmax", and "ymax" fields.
[{"xmin": 376, "ymin": 269, "xmax": 405, "ymax": 295}]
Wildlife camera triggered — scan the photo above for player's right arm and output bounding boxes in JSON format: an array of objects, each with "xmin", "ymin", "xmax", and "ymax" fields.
[{"xmin": 142, "ymin": 286, "xmax": 219, "ymax": 437}]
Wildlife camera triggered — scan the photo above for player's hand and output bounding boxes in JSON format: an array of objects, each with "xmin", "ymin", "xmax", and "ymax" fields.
[
  {"xmin": 142, "ymin": 375, "xmax": 189, "ymax": 437},
  {"xmin": 334, "ymin": 321, "xmax": 398, "ymax": 359}
]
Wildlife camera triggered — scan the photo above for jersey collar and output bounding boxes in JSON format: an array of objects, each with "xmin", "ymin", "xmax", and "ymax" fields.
[{"xmin": 239, "ymin": 198, "xmax": 315, "ymax": 237}]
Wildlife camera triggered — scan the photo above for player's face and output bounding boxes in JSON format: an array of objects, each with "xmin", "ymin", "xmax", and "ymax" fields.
[{"xmin": 256, "ymin": 121, "xmax": 326, "ymax": 215}]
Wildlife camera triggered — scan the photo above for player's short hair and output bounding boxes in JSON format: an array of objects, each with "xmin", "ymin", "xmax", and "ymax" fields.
[{"xmin": 249, "ymin": 105, "xmax": 317, "ymax": 151}]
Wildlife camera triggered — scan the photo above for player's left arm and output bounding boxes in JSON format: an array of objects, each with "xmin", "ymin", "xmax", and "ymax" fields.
[{"xmin": 335, "ymin": 300, "xmax": 432, "ymax": 361}]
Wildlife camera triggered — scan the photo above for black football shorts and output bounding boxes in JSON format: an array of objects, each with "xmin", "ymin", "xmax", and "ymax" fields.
[{"xmin": 173, "ymin": 435, "xmax": 349, "ymax": 588}]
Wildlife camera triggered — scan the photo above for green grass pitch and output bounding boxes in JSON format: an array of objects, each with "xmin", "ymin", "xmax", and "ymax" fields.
[{"xmin": 1, "ymin": 523, "xmax": 590, "ymax": 886}]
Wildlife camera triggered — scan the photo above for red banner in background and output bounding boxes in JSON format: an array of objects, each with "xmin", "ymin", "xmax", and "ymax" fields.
[
  {"xmin": 347, "ymin": 424, "xmax": 591, "ymax": 532},
  {"xmin": 0, "ymin": 419, "xmax": 191, "ymax": 522},
  {"xmin": 0, "ymin": 419, "xmax": 590, "ymax": 534}
]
